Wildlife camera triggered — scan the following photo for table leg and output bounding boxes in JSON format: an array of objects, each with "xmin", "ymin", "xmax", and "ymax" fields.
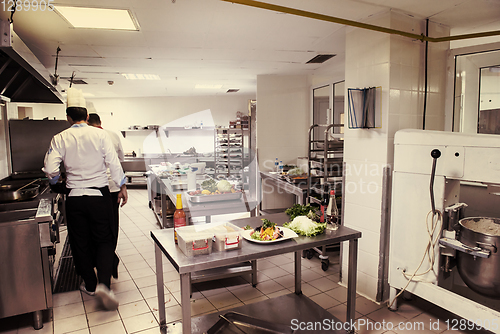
[
  {"xmin": 161, "ymin": 192, "xmax": 167, "ymax": 229},
  {"xmin": 180, "ymin": 272, "xmax": 191, "ymax": 334},
  {"xmin": 155, "ymin": 243, "xmax": 166, "ymax": 333},
  {"xmin": 294, "ymin": 251, "xmax": 302, "ymax": 294},
  {"xmin": 346, "ymin": 238, "xmax": 358, "ymax": 331},
  {"xmin": 251, "ymin": 260, "xmax": 257, "ymax": 287}
]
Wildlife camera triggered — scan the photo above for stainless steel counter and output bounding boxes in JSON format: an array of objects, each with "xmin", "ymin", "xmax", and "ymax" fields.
[
  {"xmin": 260, "ymin": 171, "xmax": 308, "ymax": 205},
  {"xmin": 151, "ymin": 212, "xmax": 361, "ymax": 334}
]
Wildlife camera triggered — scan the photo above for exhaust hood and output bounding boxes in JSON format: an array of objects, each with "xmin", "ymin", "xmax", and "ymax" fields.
[{"xmin": 0, "ymin": 20, "xmax": 63, "ymax": 104}]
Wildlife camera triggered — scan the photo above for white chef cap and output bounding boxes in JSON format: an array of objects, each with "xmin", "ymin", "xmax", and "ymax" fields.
[
  {"xmin": 66, "ymin": 87, "xmax": 86, "ymax": 108},
  {"xmin": 86, "ymin": 101, "xmax": 97, "ymax": 114}
]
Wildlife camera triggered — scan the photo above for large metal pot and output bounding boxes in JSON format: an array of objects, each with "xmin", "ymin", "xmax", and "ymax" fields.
[{"xmin": 457, "ymin": 217, "xmax": 500, "ymax": 298}]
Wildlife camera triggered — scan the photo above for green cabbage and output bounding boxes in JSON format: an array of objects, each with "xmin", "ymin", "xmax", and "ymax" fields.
[{"xmin": 217, "ymin": 180, "xmax": 232, "ymax": 192}]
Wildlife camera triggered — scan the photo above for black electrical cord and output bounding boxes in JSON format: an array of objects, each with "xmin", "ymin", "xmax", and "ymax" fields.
[
  {"xmin": 422, "ymin": 19, "xmax": 429, "ymax": 130},
  {"xmin": 429, "ymin": 149, "xmax": 441, "ymax": 215},
  {"xmin": 69, "ymin": 71, "xmax": 76, "ymax": 88},
  {"xmin": 8, "ymin": 6, "xmax": 16, "ymax": 24}
]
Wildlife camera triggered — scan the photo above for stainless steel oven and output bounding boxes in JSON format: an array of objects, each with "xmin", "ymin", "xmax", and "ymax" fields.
[
  {"xmin": 0, "ymin": 118, "xmax": 67, "ymax": 329},
  {"xmin": 0, "ymin": 192, "xmax": 61, "ymax": 329}
]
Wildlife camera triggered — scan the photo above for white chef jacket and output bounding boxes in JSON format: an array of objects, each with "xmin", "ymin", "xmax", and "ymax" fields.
[
  {"xmin": 103, "ymin": 128, "xmax": 125, "ymax": 192},
  {"xmin": 43, "ymin": 123, "xmax": 126, "ymax": 197}
]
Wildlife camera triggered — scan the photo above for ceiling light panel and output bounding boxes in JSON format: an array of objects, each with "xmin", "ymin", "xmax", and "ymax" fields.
[
  {"xmin": 55, "ymin": 6, "xmax": 138, "ymax": 30},
  {"xmin": 122, "ymin": 74, "xmax": 161, "ymax": 80}
]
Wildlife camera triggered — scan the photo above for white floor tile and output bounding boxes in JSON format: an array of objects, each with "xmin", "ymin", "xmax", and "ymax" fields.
[
  {"xmin": 123, "ymin": 312, "xmax": 159, "ymax": 334},
  {"xmin": 86, "ymin": 310, "xmax": 120, "ymax": 327},
  {"xmin": 88, "ymin": 320, "xmax": 126, "ymax": 334},
  {"xmin": 53, "ymin": 314, "xmax": 87, "ymax": 334},
  {"xmin": 118, "ymin": 300, "xmax": 151, "ymax": 319}
]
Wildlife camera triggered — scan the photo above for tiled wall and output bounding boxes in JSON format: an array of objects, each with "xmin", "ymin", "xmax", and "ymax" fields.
[{"xmin": 341, "ymin": 11, "xmax": 449, "ymax": 301}]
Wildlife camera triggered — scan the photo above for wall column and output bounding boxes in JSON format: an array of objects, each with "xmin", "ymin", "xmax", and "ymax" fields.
[{"xmin": 341, "ymin": 10, "xmax": 449, "ymax": 301}]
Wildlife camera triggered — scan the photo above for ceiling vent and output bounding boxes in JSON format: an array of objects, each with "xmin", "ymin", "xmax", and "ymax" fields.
[
  {"xmin": 227, "ymin": 89, "xmax": 240, "ymax": 93},
  {"xmin": 306, "ymin": 54, "xmax": 336, "ymax": 64}
]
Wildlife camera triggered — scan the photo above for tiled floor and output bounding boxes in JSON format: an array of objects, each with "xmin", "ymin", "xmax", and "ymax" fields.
[{"xmin": 0, "ymin": 188, "xmax": 491, "ymax": 334}]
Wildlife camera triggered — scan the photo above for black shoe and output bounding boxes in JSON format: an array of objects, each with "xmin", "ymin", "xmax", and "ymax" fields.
[{"xmin": 112, "ymin": 254, "xmax": 119, "ymax": 279}]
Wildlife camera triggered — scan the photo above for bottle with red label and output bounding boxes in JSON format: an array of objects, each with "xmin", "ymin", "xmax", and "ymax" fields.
[
  {"xmin": 173, "ymin": 193, "xmax": 186, "ymax": 244},
  {"xmin": 320, "ymin": 193, "xmax": 328, "ymax": 223}
]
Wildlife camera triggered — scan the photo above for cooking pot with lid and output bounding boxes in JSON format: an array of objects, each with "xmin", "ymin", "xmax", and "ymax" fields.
[{"xmin": 457, "ymin": 217, "xmax": 500, "ymax": 298}]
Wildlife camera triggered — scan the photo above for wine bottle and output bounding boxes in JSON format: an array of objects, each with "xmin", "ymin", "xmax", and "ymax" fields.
[{"xmin": 173, "ymin": 194, "xmax": 186, "ymax": 244}]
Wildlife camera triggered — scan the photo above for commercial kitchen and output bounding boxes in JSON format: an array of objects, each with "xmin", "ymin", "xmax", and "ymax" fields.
[{"xmin": 0, "ymin": 0, "xmax": 500, "ymax": 333}]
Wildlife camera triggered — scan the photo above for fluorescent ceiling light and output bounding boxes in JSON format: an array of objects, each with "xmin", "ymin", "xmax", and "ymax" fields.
[
  {"xmin": 195, "ymin": 84, "xmax": 223, "ymax": 89},
  {"xmin": 61, "ymin": 92, "xmax": 95, "ymax": 97},
  {"xmin": 122, "ymin": 74, "xmax": 160, "ymax": 80},
  {"xmin": 55, "ymin": 6, "xmax": 138, "ymax": 30}
]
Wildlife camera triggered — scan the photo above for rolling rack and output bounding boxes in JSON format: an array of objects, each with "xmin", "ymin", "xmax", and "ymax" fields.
[
  {"xmin": 214, "ymin": 128, "xmax": 247, "ymax": 183},
  {"xmin": 306, "ymin": 124, "xmax": 344, "ymax": 271}
]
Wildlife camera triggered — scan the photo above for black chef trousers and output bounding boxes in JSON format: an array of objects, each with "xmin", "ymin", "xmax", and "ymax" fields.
[
  {"xmin": 66, "ymin": 187, "xmax": 116, "ymax": 291},
  {"xmin": 111, "ymin": 191, "xmax": 120, "ymax": 276}
]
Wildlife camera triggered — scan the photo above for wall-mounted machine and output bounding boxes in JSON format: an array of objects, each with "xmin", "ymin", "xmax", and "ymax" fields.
[{"xmin": 389, "ymin": 129, "xmax": 500, "ymax": 333}]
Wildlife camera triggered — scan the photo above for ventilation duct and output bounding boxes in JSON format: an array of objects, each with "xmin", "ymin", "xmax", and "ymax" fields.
[
  {"xmin": 306, "ymin": 54, "xmax": 336, "ymax": 64},
  {"xmin": 0, "ymin": 20, "xmax": 63, "ymax": 104}
]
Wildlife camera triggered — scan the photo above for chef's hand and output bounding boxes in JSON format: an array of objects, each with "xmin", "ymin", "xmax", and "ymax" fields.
[{"xmin": 118, "ymin": 184, "xmax": 128, "ymax": 207}]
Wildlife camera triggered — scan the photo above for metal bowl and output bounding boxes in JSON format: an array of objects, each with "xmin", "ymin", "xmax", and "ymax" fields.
[{"xmin": 457, "ymin": 217, "xmax": 500, "ymax": 298}]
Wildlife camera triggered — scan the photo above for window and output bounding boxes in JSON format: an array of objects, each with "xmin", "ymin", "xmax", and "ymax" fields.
[{"xmin": 453, "ymin": 50, "xmax": 500, "ymax": 134}]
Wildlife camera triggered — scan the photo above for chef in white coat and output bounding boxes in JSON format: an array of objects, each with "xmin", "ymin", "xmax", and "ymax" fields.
[
  {"xmin": 43, "ymin": 88, "xmax": 127, "ymax": 311},
  {"xmin": 87, "ymin": 112, "xmax": 124, "ymax": 279}
]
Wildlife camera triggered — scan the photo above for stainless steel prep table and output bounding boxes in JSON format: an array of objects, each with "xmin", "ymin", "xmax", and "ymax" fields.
[
  {"xmin": 260, "ymin": 171, "xmax": 308, "ymax": 205},
  {"xmin": 151, "ymin": 212, "xmax": 361, "ymax": 334},
  {"xmin": 149, "ymin": 166, "xmax": 257, "ymax": 227}
]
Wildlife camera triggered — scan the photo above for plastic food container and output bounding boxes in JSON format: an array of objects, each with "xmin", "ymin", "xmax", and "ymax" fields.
[
  {"xmin": 177, "ymin": 226, "xmax": 213, "ymax": 257},
  {"xmin": 212, "ymin": 222, "xmax": 243, "ymax": 251}
]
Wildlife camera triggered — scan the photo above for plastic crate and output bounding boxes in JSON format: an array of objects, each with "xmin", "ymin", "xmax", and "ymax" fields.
[
  {"xmin": 212, "ymin": 222, "xmax": 243, "ymax": 251},
  {"xmin": 177, "ymin": 225, "xmax": 213, "ymax": 257}
]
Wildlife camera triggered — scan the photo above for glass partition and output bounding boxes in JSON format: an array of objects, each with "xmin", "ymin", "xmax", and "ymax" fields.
[
  {"xmin": 478, "ymin": 66, "xmax": 500, "ymax": 134},
  {"xmin": 453, "ymin": 50, "xmax": 500, "ymax": 133},
  {"xmin": 312, "ymin": 85, "xmax": 330, "ymax": 142},
  {"xmin": 312, "ymin": 81, "xmax": 345, "ymax": 141}
]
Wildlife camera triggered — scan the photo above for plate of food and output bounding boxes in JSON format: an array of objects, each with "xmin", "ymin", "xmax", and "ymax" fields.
[{"xmin": 241, "ymin": 219, "xmax": 298, "ymax": 243}]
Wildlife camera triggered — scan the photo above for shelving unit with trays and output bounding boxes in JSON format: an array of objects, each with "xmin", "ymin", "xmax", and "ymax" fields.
[
  {"xmin": 305, "ymin": 123, "xmax": 344, "ymax": 271},
  {"xmin": 214, "ymin": 128, "xmax": 249, "ymax": 188}
]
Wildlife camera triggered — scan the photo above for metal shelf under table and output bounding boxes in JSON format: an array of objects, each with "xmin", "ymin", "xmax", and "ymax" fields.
[
  {"xmin": 165, "ymin": 293, "xmax": 349, "ymax": 333},
  {"xmin": 151, "ymin": 212, "xmax": 361, "ymax": 334}
]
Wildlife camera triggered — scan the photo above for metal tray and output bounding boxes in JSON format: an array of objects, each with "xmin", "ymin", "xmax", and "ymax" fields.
[
  {"xmin": 208, "ymin": 312, "xmax": 294, "ymax": 334},
  {"xmin": 187, "ymin": 191, "xmax": 242, "ymax": 203},
  {"xmin": 285, "ymin": 176, "xmax": 308, "ymax": 184},
  {"xmin": 171, "ymin": 183, "xmax": 187, "ymax": 190}
]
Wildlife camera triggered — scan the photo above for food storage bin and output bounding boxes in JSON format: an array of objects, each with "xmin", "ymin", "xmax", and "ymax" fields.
[
  {"xmin": 177, "ymin": 225, "xmax": 214, "ymax": 257},
  {"xmin": 212, "ymin": 222, "xmax": 243, "ymax": 251}
]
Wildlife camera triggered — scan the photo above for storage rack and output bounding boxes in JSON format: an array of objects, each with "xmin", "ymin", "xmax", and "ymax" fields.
[
  {"xmin": 306, "ymin": 124, "xmax": 344, "ymax": 202},
  {"xmin": 306, "ymin": 123, "xmax": 344, "ymax": 270},
  {"xmin": 214, "ymin": 128, "xmax": 248, "ymax": 183}
]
